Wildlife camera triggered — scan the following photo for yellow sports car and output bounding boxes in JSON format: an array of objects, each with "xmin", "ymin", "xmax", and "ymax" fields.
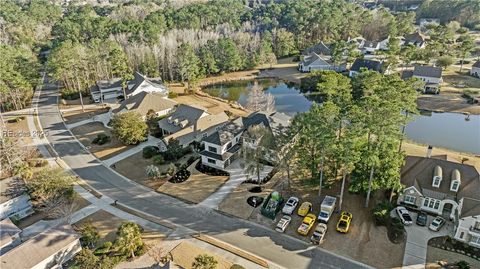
[
  {"xmin": 336, "ymin": 211, "xmax": 353, "ymax": 233},
  {"xmin": 297, "ymin": 213, "xmax": 316, "ymax": 235},
  {"xmin": 297, "ymin": 202, "xmax": 312, "ymax": 217}
]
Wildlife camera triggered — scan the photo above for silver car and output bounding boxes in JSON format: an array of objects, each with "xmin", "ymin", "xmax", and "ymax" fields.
[
  {"xmin": 311, "ymin": 223, "xmax": 328, "ymax": 245},
  {"xmin": 429, "ymin": 216, "xmax": 446, "ymax": 232},
  {"xmin": 396, "ymin": 206, "xmax": 413, "ymax": 225},
  {"xmin": 282, "ymin": 197, "xmax": 299, "ymax": 215},
  {"xmin": 275, "ymin": 215, "xmax": 292, "ymax": 233}
]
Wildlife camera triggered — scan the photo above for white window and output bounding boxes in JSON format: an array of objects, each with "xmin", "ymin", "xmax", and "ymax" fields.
[
  {"xmin": 207, "ymin": 158, "xmax": 216, "ymax": 164},
  {"xmin": 423, "ymin": 197, "xmax": 440, "ymax": 210},
  {"xmin": 434, "ymin": 200, "xmax": 440, "ymax": 210},
  {"xmin": 423, "ymin": 198, "xmax": 429, "ymax": 207},
  {"xmin": 208, "ymin": 146, "xmax": 217, "ymax": 153},
  {"xmin": 404, "ymin": 195, "xmax": 416, "ymax": 204},
  {"xmin": 471, "ymin": 235, "xmax": 480, "ymax": 245},
  {"xmin": 433, "ymin": 176, "xmax": 441, "ymax": 187},
  {"xmin": 450, "ymin": 180, "xmax": 459, "ymax": 192}
]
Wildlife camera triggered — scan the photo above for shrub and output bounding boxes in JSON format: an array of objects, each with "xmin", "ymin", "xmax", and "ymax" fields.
[
  {"xmin": 230, "ymin": 265, "xmax": 245, "ymax": 269},
  {"xmin": 27, "ymin": 158, "xmax": 49, "ymax": 167},
  {"xmin": 145, "ymin": 165, "xmax": 161, "ymax": 179},
  {"xmin": 457, "ymin": 261, "xmax": 470, "ymax": 269},
  {"xmin": 168, "ymin": 91, "xmax": 178, "ymax": 98},
  {"xmin": 111, "ymin": 112, "xmax": 148, "ymax": 145},
  {"xmin": 142, "ymin": 146, "xmax": 157, "ymax": 159},
  {"xmin": 60, "ymin": 88, "xmax": 80, "ymax": 100},
  {"xmin": 152, "ymin": 155, "xmax": 165, "ymax": 165},
  {"xmin": 192, "ymin": 254, "xmax": 217, "ymax": 269},
  {"xmin": 92, "ymin": 133, "xmax": 110, "ymax": 145},
  {"xmin": 372, "ymin": 200, "xmax": 394, "ymax": 226},
  {"xmin": 94, "ymin": 241, "xmax": 113, "ymax": 255}
]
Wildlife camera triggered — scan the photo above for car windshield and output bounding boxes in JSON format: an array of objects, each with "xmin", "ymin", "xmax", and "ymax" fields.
[
  {"xmin": 319, "ymin": 212, "xmax": 328, "ymax": 218},
  {"xmin": 338, "ymin": 221, "xmax": 347, "ymax": 228},
  {"xmin": 418, "ymin": 214, "xmax": 427, "ymax": 220},
  {"xmin": 432, "ymin": 220, "xmax": 440, "ymax": 226}
]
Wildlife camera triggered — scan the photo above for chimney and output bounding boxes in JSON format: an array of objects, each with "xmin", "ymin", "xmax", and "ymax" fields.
[{"xmin": 426, "ymin": 145, "xmax": 433, "ymax": 158}]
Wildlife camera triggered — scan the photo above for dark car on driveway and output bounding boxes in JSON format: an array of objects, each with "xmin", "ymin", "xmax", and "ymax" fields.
[{"xmin": 416, "ymin": 212, "xmax": 428, "ymax": 226}]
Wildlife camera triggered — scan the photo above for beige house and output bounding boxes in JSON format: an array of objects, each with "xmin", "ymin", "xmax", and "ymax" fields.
[
  {"xmin": 398, "ymin": 156, "xmax": 480, "ymax": 247},
  {"xmin": 0, "ymin": 225, "xmax": 81, "ymax": 269},
  {"xmin": 112, "ymin": 91, "xmax": 177, "ymax": 120}
]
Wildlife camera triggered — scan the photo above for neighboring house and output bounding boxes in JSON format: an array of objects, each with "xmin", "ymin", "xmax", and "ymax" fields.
[
  {"xmin": 470, "ymin": 61, "xmax": 480, "ymax": 78},
  {"xmin": 91, "ymin": 72, "xmax": 168, "ymax": 103},
  {"xmin": 404, "ymin": 32, "xmax": 427, "ymax": 48},
  {"xmin": 0, "ymin": 177, "xmax": 33, "ymax": 221},
  {"xmin": 349, "ymin": 58, "xmax": 386, "ymax": 77},
  {"xmin": 298, "ymin": 53, "xmax": 346, "ymax": 72},
  {"xmin": 347, "ymin": 36, "xmax": 366, "ymax": 51},
  {"xmin": 0, "ymin": 218, "xmax": 22, "ymax": 254},
  {"xmin": 362, "ymin": 41, "xmax": 380, "ymax": 55},
  {"xmin": 403, "ymin": 65, "xmax": 443, "ymax": 94},
  {"xmin": 112, "ymin": 92, "xmax": 177, "ymax": 120},
  {"xmin": 302, "ymin": 41, "xmax": 332, "ymax": 56},
  {"xmin": 0, "ymin": 225, "xmax": 81, "ymax": 269},
  {"xmin": 200, "ymin": 111, "xmax": 290, "ymax": 170},
  {"xmin": 158, "ymin": 104, "xmax": 229, "ymax": 150},
  {"xmin": 397, "ymin": 155, "xmax": 480, "ymax": 248}
]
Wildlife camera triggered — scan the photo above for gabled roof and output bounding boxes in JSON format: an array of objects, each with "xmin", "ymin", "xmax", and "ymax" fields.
[
  {"xmin": 363, "ymin": 41, "xmax": 379, "ymax": 49},
  {"xmin": 300, "ymin": 53, "xmax": 331, "ymax": 67},
  {"xmin": 405, "ymin": 32, "xmax": 427, "ymax": 44},
  {"xmin": 303, "ymin": 41, "xmax": 332, "ymax": 56},
  {"xmin": 401, "ymin": 156, "xmax": 480, "ymax": 214},
  {"xmin": 112, "ymin": 92, "xmax": 176, "ymax": 115},
  {"xmin": 158, "ymin": 104, "xmax": 208, "ymax": 134},
  {"xmin": 413, "ymin": 65, "xmax": 442, "ymax": 78},
  {"xmin": 460, "ymin": 197, "xmax": 480, "ymax": 218},
  {"xmin": 126, "ymin": 72, "xmax": 167, "ymax": 96},
  {"xmin": 0, "ymin": 225, "xmax": 80, "ymax": 268},
  {"xmin": 350, "ymin": 58, "xmax": 384, "ymax": 72},
  {"xmin": 472, "ymin": 61, "xmax": 480, "ymax": 68}
]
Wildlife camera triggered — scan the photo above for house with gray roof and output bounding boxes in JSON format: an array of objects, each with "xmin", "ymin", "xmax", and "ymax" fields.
[
  {"xmin": 91, "ymin": 71, "xmax": 168, "ymax": 103},
  {"xmin": 398, "ymin": 155, "xmax": 480, "ymax": 248},
  {"xmin": 298, "ymin": 53, "xmax": 346, "ymax": 73},
  {"xmin": 404, "ymin": 32, "xmax": 427, "ymax": 48},
  {"xmin": 302, "ymin": 41, "xmax": 332, "ymax": 56},
  {"xmin": 470, "ymin": 61, "xmax": 480, "ymax": 78},
  {"xmin": 200, "ymin": 111, "xmax": 290, "ymax": 170},
  {"xmin": 349, "ymin": 58, "xmax": 387, "ymax": 77},
  {"xmin": 158, "ymin": 104, "xmax": 229, "ymax": 150},
  {"xmin": 0, "ymin": 177, "xmax": 33, "ymax": 221},
  {"xmin": 403, "ymin": 65, "xmax": 443, "ymax": 94},
  {"xmin": 112, "ymin": 92, "xmax": 177, "ymax": 120},
  {"xmin": 0, "ymin": 224, "xmax": 81, "ymax": 269}
]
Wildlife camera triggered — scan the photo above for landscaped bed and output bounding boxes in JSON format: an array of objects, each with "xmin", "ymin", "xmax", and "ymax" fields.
[{"xmin": 71, "ymin": 122, "xmax": 133, "ymax": 160}]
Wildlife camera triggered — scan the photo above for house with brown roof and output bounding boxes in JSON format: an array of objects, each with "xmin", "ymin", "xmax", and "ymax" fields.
[
  {"xmin": 0, "ymin": 225, "xmax": 81, "ymax": 269},
  {"xmin": 112, "ymin": 91, "xmax": 177, "ymax": 120},
  {"xmin": 158, "ymin": 104, "xmax": 229, "ymax": 151},
  {"xmin": 398, "ymin": 155, "xmax": 480, "ymax": 248}
]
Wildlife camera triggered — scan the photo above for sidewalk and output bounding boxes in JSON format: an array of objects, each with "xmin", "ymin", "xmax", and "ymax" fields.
[
  {"xmin": 66, "ymin": 110, "xmax": 112, "ymax": 129},
  {"xmin": 102, "ymin": 135, "xmax": 162, "ymax": 166},
  {"xmin": 198, "ymin": 160, "xmax": 273, "ymax": 209}
]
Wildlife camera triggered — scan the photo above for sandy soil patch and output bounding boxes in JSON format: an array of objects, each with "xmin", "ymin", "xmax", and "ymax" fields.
[
  {"xmin": 62, "ymin": 107, "xmax": 110, "ymax": 124},
  {"xmin": 71, "ymin": 122, "xmax": 133, "ymax": 160},
  {"xmin": 402, "ymin": 141, "xmax": 480, "ymax": 171},
  {"xmin": 157, "ymin": 166, "xmax": 229, "ymax": 204},
  {"xmin": 416, "ymin": 91, "xmax": 480, "ymax": 115},
  {"xmin": 4, "ymin": 116, "xmax": 33, "ymax": 145},
  {"xmin": 170, "ymin": 241, "xmax": 233, "ymax": 269}
]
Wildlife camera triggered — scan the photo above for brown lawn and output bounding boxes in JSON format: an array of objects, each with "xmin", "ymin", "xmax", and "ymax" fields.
[
  {"xmin": 4, "ymin": 116, "xmax": 33, "ymax": 146},
  {"xmin": 70, "ymin": 122, "xmax": 133, "ymax": 160},
  {"xmin": 62, "ymin": 107, "xmax": 110, "ymax": 124},
  {"xmin": 169, "ymin": 241, "xmax": 233, "ymax": 269}
]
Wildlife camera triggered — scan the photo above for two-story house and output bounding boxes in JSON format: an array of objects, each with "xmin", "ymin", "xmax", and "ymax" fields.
[
  {"xmin": 403, "ymin": 65, "xmax": 443, "ymax": 94},
  {"xmin": 158, "ymin": 104, "xmax": 229, "ymax": 151},
  {"xmin": 298, "ymin": 53, "xmax": 346, "ymax": 73},
  {"xmin": 398, "ymin": 155, "xmax": 480, "ymax": 247},
  {"xmin": 111, "ymin": 92, "xmax": 177, "ymax": 121},
  {"xmin": 200, "ymin": 112, "xmax": 290, "ymax": 170}
]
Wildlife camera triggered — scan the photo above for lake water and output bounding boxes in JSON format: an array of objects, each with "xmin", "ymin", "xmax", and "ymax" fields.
[{"xmin": 202, "ymin": 79, "xmax": 480, "ymax": 155}]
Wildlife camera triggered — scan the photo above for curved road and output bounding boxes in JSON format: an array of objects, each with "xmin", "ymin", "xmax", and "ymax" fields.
[{"xmin": 36, "ymin": 77, "xmax": 372, "ymax": 269}]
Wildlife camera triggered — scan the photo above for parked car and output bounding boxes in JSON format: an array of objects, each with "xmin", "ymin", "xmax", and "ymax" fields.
[
  {"xmin": 275, "ymin": 215, "xmax": 292, "ymax": 233},
  {"xmin": 396, "ymin": 206, "xmax": 413, "ymax": 225},
  {"xmin": 310, "ymin": 223, "xmax": 328, "ymax": 245},
  {"xmin": 416, "ymin": 212, "xmax": 428, "ymax": 226},
  {"xmin": 336, "ymin": 211, "xmax": 353, "ymax": 233},
  {"xmin": 429, "ymin": 216, "xmax": 446, "ymax": 232},
  {"xmin": 297, "ymin": 213, "xmax": 316, "ymax": 235},
  {"xmin": 282, "ymin": 197, "xmax": 299, "ymax": 215},
  {"xmin": 318, "ymin": 196, "xmax": 336, "ymax": 223},
  {"xmin": 297, "ymin": 202, "xmax": 312, "ymax": 217}
]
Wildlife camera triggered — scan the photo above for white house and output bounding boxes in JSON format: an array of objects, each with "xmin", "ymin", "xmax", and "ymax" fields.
[
  {"xmin": 362, "ymin": 41, "xmax": 380, "ymax": 55},
  {"xmin": 0, "ymin": 177, "xmax": 33, "ymax": 221},
  {"xmin": 470, "ymin": 61, "xmax": 480, "ymax": 78},
  {"xmin": 298, "ymin": 53, "xmax": 346, "ymax": 73},
  {"xmin": 398, "ymin": 155, "xmax": 480, "ymax": 246},
  {"xmin": 0, "ymin": 225, "xmax": 81, "ymax": 269},
  {"xmin": 200, "ymin": 112, "xmax": 290, "ymax": 170},
  {"xmin": 111, "ymin": 91, "xmax": 177, "ymax": 121},
  {"xmin": 403, "ymin": 65, "xmax": 443, "ymax": 94},
  {"xmin": 91, "ymin": 71, "xmax": 168, "ymax": 103},
  {"xmin": 404, "ymin": 32, "xmax": 427, "ymax": 48}
]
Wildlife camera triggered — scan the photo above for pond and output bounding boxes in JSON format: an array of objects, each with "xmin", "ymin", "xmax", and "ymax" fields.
[{"xmin": 202, "ymin": 79, "xmax": 480, "ymax": 155}]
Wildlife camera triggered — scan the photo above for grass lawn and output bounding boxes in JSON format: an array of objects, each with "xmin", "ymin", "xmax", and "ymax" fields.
[
  {"xmin": 157, "ymin": 161, "xmax": 229, "ymax": 204},
  {"xmin": 62, "ymin": 107, "xmax": 110, "ymax": 124},
  {"xmin": 71, "ymin": 122, "xmax": 133, "ymax": 160},
  {"xmin": 170, "ymin": 241, "xmax": 233, "ymax": 269}
]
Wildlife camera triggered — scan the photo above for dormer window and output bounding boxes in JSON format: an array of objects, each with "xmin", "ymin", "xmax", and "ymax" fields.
[
  {"xmin": 432, "ymin": 165, "xmax": 442, "ymax": 188},
  {"xmin": 450, "ymin": 169, "xmax": 461, "ymax": 192}
]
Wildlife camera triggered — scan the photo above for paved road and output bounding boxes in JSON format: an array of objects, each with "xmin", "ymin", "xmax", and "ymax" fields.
[{"xmin": 36, "ymin": 77, "xmax": 372, "ymax": 269}]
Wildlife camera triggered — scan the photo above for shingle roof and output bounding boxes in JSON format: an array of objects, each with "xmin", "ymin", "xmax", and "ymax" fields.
[
  {"xmin": 401, "ymin": 156, "xmax": 480, "ymax": 217},
  {"xmin": 413, "ymin": 65, "xmax": 443, "ymax": 78},
  {"xmin": 158, "ymin": 104, "xmax": 208, "ymax": 134},
  {"xmin": 460, "ymin": 197, "xmax": 480, "ymax": 218},
  {"xmin": 112, "ymin": 92, "xmax": 176, "ymax": 115},
  {"xmin": 300, "ymin": 53, "xmax": 331, "ymax": 67},
  {"xmin": 0, "ymin": 225, "xmax": 80, "ymax": 268},
  {"xmin": 126, "ymin": 72, "xmax": 167, "ymax": 96},
  {"xmin": 472, "ymin": 61, "xmax": 480, "ymax": 68},
  {"xmin": 405, "ymin": 32, "xmax": 427, "ymax": 44},
  {"xmin": 303, "ymin": 41, "xmax": 331, "ymax": 56},
  {"xmin": 350, "ymin": 58, "xmax": 384, "ymax": 72}
]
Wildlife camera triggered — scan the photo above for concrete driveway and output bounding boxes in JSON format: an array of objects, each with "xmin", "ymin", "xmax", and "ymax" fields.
[{"xmin": 401, "ymin": 211, "xmax": 453, "ymax": 269}]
